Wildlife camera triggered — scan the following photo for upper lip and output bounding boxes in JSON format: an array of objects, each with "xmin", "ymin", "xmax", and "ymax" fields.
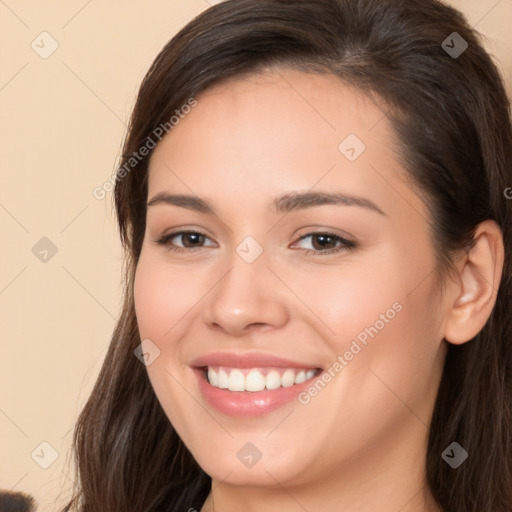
[{"xmin": 189, "ymin": 351, "xmax": 322, "ymax": 370}]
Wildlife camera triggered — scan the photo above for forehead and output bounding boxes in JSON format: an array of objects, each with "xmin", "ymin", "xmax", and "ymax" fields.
[
  {"xmin": 146, "ymin": 68, "xmax": 426, "ymax": 222},
  {"xmin": 150, "ymin": 69, "xmax": 388, "ymax": 166}
]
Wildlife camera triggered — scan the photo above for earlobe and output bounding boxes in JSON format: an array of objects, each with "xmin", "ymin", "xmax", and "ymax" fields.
[{"xmin": 443, "ymin": 220, "xmax": 504, "ymax": 345}]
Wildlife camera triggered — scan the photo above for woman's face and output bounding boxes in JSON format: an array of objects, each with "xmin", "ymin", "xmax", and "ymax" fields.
[{"xmin": 134, "ymin": 69, "xmax": 449, "ymax": 491}]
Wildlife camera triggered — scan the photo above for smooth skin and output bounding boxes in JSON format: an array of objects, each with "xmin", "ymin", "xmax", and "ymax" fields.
[{"xmin": 133, "ymin": 68, "xmax": 504, "ymax": 512}]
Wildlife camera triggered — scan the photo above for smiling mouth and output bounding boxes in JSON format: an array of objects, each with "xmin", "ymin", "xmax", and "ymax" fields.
[{"xmin": 200, "ymin": 366, "xmax": 323, "ymax": 392}]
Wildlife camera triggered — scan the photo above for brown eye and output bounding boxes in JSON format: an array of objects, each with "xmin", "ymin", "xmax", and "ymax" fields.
[
  {"xmin": 295, "ymin": 232, "xmax": 356, "ymax": 256},
  {"xmin": 155, "ymin": 230, "xmax": 215, "ymax": 252},
  {"xmin": 177, "ymin": 232, "xmax": 206, "ymax": 248}
]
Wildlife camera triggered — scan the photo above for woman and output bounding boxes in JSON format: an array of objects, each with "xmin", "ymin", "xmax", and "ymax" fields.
[{"xmin": 63, "ymin": 0, "xmax": 512, "ymax": 510}]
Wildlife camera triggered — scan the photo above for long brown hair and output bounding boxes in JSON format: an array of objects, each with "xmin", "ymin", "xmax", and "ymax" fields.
[{"xmin": 63, "ymin": 0, "xmax": 512, "ymax": 510}]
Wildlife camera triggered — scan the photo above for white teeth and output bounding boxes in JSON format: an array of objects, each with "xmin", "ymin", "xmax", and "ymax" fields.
[
  {"xmin": 228, "ymin": 369, "xmax": 245, "ymax": 391},
  {"xmin": 206, "ymin": 366, "xmax": 320, "ymax": 392},
  {"xmin": 265, "ymin": 370, "xmax": 281, "ymax": 390},
  {"xmin": 217, "ymin": 369, "xmax": 229, "ymax": 389},
  {"xmin": 294, "ymin": 370, "xmax": 306, "ymax": 384},
  {"xmin": 281, "ymin": 369, "xmax": 295, "ymax": 388},
  {"xmin": 245, "ymin": 370, "xmax": 266, "ymax": 392},
  {"xmin": 207, "ymin": 368, "xmax": 218, "ymax": 387}
]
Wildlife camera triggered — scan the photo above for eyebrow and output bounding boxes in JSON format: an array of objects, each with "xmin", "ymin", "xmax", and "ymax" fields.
[{"xmin": 147, "ymin": 191, "xmax": 386, "ymax": 216}]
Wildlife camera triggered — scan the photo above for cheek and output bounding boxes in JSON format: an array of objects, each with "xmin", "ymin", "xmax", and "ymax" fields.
[
  {"xmin": 293, "ymin": 245, "xmax": 441, "ymax": 411},
  {"xmin": 133, "ymin": 253, "xmax": 202, "ymax": 341},
  {"xmin": 133, "ymin": 254, "xmax": 207, "ymax": 434},
  {"xmin": 278, "ymin": 247, "xmax": 411, "ymax": 352},
  {"xmin": 134, "ymin": 260, "xmax": 168, "ymax": 339}
]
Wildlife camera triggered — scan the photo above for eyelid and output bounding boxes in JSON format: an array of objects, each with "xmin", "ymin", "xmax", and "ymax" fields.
[
  {"xmin": 152, "ymin": 224, "xmax": 215, "ymax": 242},
  {"xmin": 153, "ymin": 229, "xmax": 215, "ymax": 249},
  {"xmin": 294, "ymin": 224, "xmax": 355, "ymax": 240},
  {"xmin": 291, "ymin": 232, "xmax": 356, "ymax": 254}
]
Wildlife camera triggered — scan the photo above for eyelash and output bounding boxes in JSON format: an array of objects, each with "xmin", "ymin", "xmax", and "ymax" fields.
[{"xmin": 154, "ymin": 230, "xmax": 357, "ymax": 256}]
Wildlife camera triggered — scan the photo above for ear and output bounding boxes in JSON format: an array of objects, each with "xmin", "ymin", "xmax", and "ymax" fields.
[{"xmin": 443, "ymin": 220, "xmax": 505, "ymax": 345}]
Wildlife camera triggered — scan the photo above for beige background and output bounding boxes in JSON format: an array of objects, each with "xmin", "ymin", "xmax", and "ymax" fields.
[{"xmin": 0, "ymin": 1, "xmax": 510, "ymax": 510}]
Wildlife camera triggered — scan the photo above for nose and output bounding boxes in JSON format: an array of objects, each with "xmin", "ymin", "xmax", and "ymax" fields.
[{"xmin": 201, "ymin": 247, "xmax": 290, "ymax": 337}]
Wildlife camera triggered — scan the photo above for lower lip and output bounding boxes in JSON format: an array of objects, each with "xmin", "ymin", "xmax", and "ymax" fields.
[{"xmin": 193, "ymin": 367, "xmax": 320, "ymax": 417}]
